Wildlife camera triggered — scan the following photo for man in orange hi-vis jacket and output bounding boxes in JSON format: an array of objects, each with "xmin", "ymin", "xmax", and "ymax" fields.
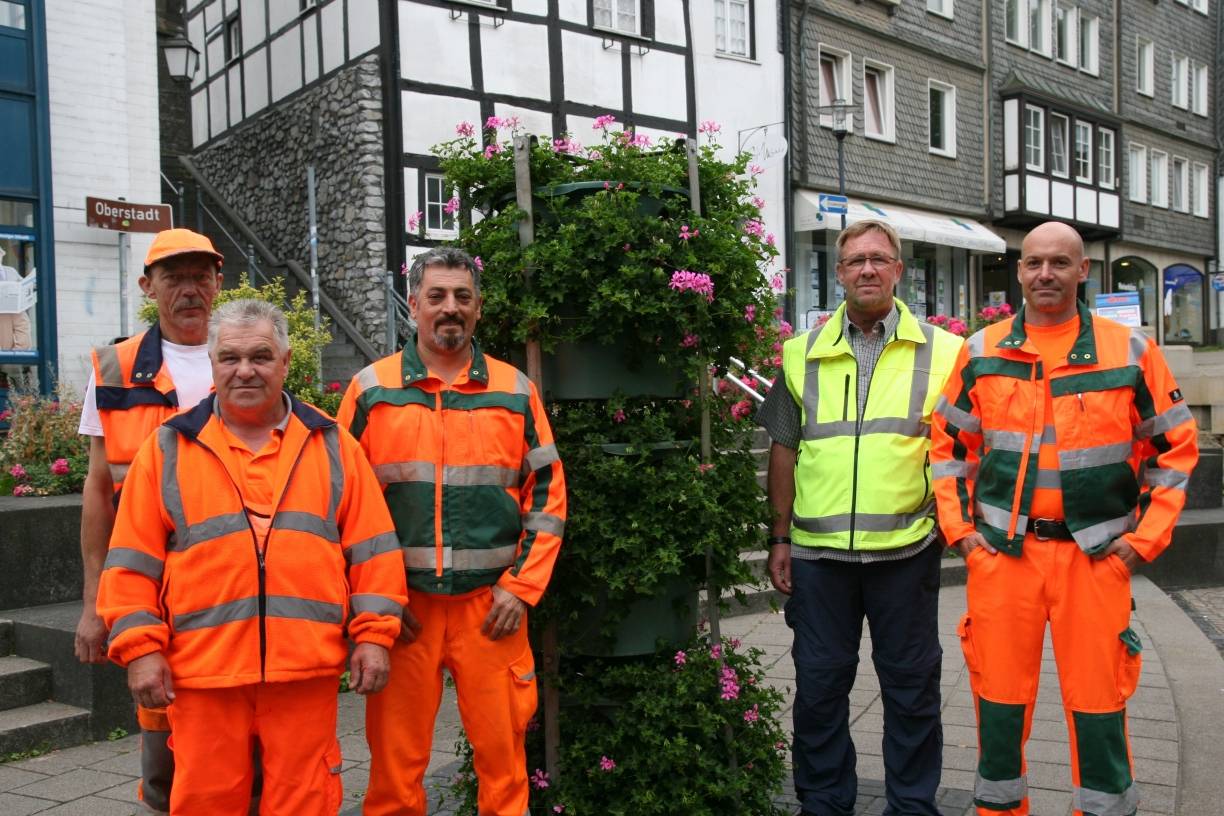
[
  {"xmin": 99, "ymin": 299, "xmax": 407, "ymax": 815},
  {"xmin": 338, "ymin": 247, "xmax": 566, "ymax": 816},
  {"xmin": 931, "ymin": 221, "xmax": 1198, "ymax": 816}
]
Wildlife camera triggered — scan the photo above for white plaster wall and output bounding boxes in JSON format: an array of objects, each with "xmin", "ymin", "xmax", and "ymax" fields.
[
  {"xmin": 561, "ymin": 30, "xmax": 624, "ymax": 112},
  {"xmin": 400, "ymin": 4, "xmax": 473, "ymax": 89},
  {"xmin": 401, "ymin": 91, "xmax": 483, "ymax": 155},
  {"xmin": 628, "ymin": 49, "xmax": 687, "ymax": 120},
  {"xmin": 44, "ymin": 0, "xmax": 161, "ymax": 391},
  {"xmin": 482, "ymin": 20, "xmax": 552, "ymax": 100}
]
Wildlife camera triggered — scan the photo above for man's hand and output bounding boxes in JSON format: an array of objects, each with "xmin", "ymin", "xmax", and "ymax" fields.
[
  {"xmin": 74, "ymin": 611, "xmax": 109, "ymax": 664},
  {"xmin": 481, "ymin": 585, "xmax": 527, "ymax": 641},
  {"xmin": 348, "ymin": 643, "xmax": 391, "ymax": 695},
  {"xmin": 397, "ymin": 606, "xmax": 424, "ymax": 644},
  {"xmin": 1092, "ymin": 537, "xmax": 1143, "ymax": 574},
  {"xmin": 767, "ymin": 542, "xmax": 792, "ymax": 595},
  {"xmin": 955, "ymin": 532, "xmax": 997, "ymax": 559},
  {"xmin": 127, "ymin": 652, "xmax": 175, "ymax": 708}
]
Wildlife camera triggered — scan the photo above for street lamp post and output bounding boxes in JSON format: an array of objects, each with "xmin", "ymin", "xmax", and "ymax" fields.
[
  {"xmin": 160, "ymin": 34, "xmax": 200, "ymax": 82},
  {"xmin": 815, "ymin": 98, "xmax": 859, "ymax": 231}
]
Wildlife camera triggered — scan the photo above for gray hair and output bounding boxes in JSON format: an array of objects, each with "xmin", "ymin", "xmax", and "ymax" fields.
[
  {"xmin": 836, "ymin": 219, "xmax": 902, "ymax": 260},
  {"xmin": 208, "ymin": 298, "xmax": 290, "ymax": 354},
  {"xmin": 407, "ymin": 247, "xmax": 482, "ymax": 297}
]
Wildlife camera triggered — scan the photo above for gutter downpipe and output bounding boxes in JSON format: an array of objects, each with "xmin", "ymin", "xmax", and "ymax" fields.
[{"xmin": 786, "ymin": 0, "xmax": 808, "ymax": 325}]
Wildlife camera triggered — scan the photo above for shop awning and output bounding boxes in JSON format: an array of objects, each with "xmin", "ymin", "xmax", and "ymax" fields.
[{"xmin": 794, "ymin": 192, "xmax": 1007, "ymax": 254}]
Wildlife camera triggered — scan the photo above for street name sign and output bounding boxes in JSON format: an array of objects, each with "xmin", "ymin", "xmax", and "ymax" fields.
[{"xmin": 85, "ymin": 197, "xmax": 172, "ymax": 233}]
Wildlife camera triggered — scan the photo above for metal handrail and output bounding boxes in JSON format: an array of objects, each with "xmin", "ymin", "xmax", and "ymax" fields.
[
  {"xmin": 160, "ymin": 172, "xmax": 268, "ymax": 287},
  {"xmin": 384, "ymin": 270, "xmax": 413, "ymax": 351},
  {"xmin": 722, "ymin": 356, "xmax": 773, "ymax": 403}
]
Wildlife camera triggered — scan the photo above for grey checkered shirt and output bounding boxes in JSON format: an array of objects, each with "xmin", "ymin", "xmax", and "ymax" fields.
[{"xmin": 756, "ymin": 305, "xmax": 937, "ymax": 563}]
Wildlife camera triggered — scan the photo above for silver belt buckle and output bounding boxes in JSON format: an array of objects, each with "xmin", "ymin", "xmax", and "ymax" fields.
[{"xmin": 1032, "ymin": 517, "xmax": 1055, "ymax": 541}]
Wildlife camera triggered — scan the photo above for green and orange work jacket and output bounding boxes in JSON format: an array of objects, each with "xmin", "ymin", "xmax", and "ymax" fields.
[
  {"xmin": 98, "ymin": 395, "xmax": 407, "ymax": 687},
  {"xmin": 931, "ymin": 303, "xmax": 1198, "ymax": 560},
  {"xmin": 337, "ymin": 340, "xmax": 566, "ymax": 605}
]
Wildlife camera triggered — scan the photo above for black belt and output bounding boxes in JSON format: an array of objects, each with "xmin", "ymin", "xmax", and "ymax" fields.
[{"xmin": 1026, "ymin": 517, "xmax": 1073, "ymax": 541}]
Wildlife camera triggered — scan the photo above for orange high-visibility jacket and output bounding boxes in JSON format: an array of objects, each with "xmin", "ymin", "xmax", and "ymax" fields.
[
  {"xmin": 931, "ymin": 303, "xmax": 1198, "ymax": 560},
  {"xmin": 98, "ymin": 395, "xmax": 407, "ymax": 688},
  {"xmin": 91, "ymin": 325, "xmax": 195, "ymax": 491},
  {"xmin": 337, "ymin": 341, "xmax": 566, "ymax": 606}
]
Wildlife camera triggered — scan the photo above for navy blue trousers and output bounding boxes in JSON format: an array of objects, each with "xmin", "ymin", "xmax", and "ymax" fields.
[{"xmin": 786, "ymin": 543, "xmax": 943, "ymax": 816}]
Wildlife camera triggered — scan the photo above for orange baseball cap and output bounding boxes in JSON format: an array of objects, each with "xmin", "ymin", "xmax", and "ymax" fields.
[{"xmin": 143, "ymin": 228, "xmax": 224, "ymax": 269}]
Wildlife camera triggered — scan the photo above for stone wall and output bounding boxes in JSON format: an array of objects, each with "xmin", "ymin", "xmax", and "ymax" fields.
[{"xmin": 191, "ymin": 54, "xmax": 389, "ymax": 352}]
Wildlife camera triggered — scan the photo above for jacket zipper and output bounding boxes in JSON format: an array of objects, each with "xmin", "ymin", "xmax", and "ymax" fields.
[
  {"xmin": 434, "ymin": 390, "xmax": 445, "ymax": 579},
  {"xmin": 848, "ymin": 361, "xmax": 864, "ymax": 550}
]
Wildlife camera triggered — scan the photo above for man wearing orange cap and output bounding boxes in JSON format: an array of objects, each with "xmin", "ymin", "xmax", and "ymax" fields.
[{"xmin": 75, "ymin": 228, "xmax": 224, "ymax": 814}]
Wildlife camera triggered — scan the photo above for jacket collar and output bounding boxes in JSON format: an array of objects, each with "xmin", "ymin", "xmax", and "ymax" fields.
[
  {"xmin": 399, "ymin": 335, "xmax": 490, "ymax": 386},
  {"xmin": 129, "ymin": 323, "xmax": 165, "ymax": 384},
  {"xmin": 807, "ymin": 298, "xmax": 927, "ymax": 360},
  {"xmin": 995, "ymin": 300, "xmax": 1098, "ymax": 365},
  {"xmin": 166, "ymin": 391, "xmax": 335, "ymax": 439}
]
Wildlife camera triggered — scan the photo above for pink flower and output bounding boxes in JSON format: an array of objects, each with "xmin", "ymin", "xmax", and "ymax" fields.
[
  {"xmin": 483, "ymin": 143, "xmax": 503, "ymax": 159},
  {"xmin": 587, "ymin": 149, "xmax": 602, "ymax": 160},
  {"xmin": 766, "ymin": 233, "xmax": 776, "ymax": 246},
  {"xmin": 730, "ymin": 638, "xmax": 741, "ymax": 650},
  {"xmin": 505, "ymin": 115, "xmax": 520, "ymax": 129},
  {"xmin": 697, "ymin": 463, "xmax": 714, "ymax": 474},
  {"xmin": 731, "ymin": 400, "xmax": 753, "ymax": 421},
  {"xmin": 980, "ymin": 306, "xmax": 998, "ymax": 320},
  {"xmin": 553, "ymin": 807, "xmax": 565, "ymax": 814},
  {"xmin": 679, "ymin": 225, "xmax": 699, "ymax": 241},
  {"xmin": 674, "ymin": 650, "xmax": 687, "ymax": 666},
  {"xmin": 948, "ymin": 319, "xmax": 969, "ymax": 336},
  {"xmin": 681, "ymin": 333, "xmax": 700, "ymax": 348},
  {"xmin": 599, "ymin": 756, "xmax": 616, "ymax": 772},
  {"xmin": 484, "ymin": 115, "xmax": 503, "ymax": 130},
  {"xmin": 770, "ymin": 273, "xmax": 785, "ymax": 292},
  {"xmin": 443, "ymin": 196, "xmax": 460, "ymax": 214},
  {"xmin": 709, "ymin": 643, "xmax": 722, "ymax": 659},
  {"xmin": 530, "ymin": 769, "xmax": 550, "ymax": 789},
  {"xmin": 772, "ymin": 341, "xmax": 783, "ymax": 352},
  {"xmin": 455, "ymin": 121, "xmax": 475, "ymax": 137},
  {"xmin": 743, "ymin": 704, "xmax": 760, "ymax": 724},
  {"xmin": 12, "ymin": 484, "xmax": 34, "ymax": 497},
  {"xmin": 622, "ymin": 243, "xmax": 631, "ymax": 251},
  {"xmin": 593, "ymin": 114, "xmax": 617, "ymax": 130},
  {"xmin": 552, "ymin": 137, "xmax": 582, "ymax": 154},
  {"xmin": 719, "ymin": 665, "xmax": 741, "ymax": 700},
  {"xmin": 473, "ymin": 256, "xmax": 484, "ymax": 272},
  {"xmin": 406, "ymin": 210, "xmax": 423, "ymax": 232},
  {"xmin": 752, "ymin": 196, "xmax": 766, "ymax": 210},
  {"xmin": 744, "ymin": 304, "xmax": 756, "ymax": 323},
  {"xmin": 743, "ymin": 220, "xmax": 765, "ymax": 238},
  {"xmin": 612, "ymin": 408, "xmax": 626, "ymax": 423},
  {"xmin": 698, "ymin": 119, "xmax": 722, "ymax": 135},
  {"xmin": 749, "ymin": 163, "xmax": 764, "ymax": 176},
  {"xmin": 779, "ymin": 320, "xmax": 793, "ymax": 338},
  {"xmin": 927, "ymin": 314, "xmax": 949, "ymax": 327},
  {"xmin": 9, "ymin": 464, "xmax": 26, "ymax": 480},
  {"xmin": 628, "ymin": 132, "xmax": 652, "ymax": 148},
  {"xmin": 999, "ymin": 303, "xmax": 1013, "ymax": 315},
  {"xmin": 327, "ymin": 381, "xmax": 342, "ymax": 393},
  {"xmin": 400, "ymin": 261, "xmax": 410, "ymax": 276},
  {"xmin": 668, "ymin": 270, "xmax": 715, "ymax": 303},
  {"xmin": 772, "ymin": 355, "xmax": 783, "ymax": 366}
]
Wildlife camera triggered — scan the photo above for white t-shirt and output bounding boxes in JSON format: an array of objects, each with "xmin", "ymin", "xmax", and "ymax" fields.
[{"xmin": 78, "ymin": 339, "xmax": 213, "ymax": 436}]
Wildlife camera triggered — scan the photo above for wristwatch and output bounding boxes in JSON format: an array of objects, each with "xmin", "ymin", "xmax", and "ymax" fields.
[{"xmin": 767, "ymin": 536, "xmax": 791, "ymax": 546}]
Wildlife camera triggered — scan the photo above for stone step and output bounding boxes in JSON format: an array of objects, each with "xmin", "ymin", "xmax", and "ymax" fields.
[
  {"xmin": 0, "ymin": 656, "xmax": 52, "ymax": 712},
  {"xmin": 0, "ymin": 619, "xmax": 12, "ymax": 657},
  {"xmin": 0, "ymin": 700, "xmax": 91, "ymax": 755}
]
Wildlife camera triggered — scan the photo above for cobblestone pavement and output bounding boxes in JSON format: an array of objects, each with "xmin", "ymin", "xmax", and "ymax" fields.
[
  {"xmin": 1170, "ymin": 584, "xmax": 1224, "ymax": 659},
  {"xmin": 0, "ymin": 580, "xmax": 1198, "ymax": 815}
]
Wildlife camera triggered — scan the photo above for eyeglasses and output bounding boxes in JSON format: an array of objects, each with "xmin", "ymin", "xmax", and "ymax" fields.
[{"xmin": 839, "ymin": 254, "xmax": 897, "ymax": 272}]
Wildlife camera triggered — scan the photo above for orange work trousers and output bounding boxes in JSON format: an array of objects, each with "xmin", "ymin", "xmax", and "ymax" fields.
[
  {"xmin": 165, "ymin": 676, "xmax": 342, "ymax": 816},
  {"xmin": 364, "ymin": 587, "xmax": 538, "ymax": 816},
  {"xmin": 958, "ymin": 536, "xmax": 1142, "ymax": 816},
  {"xmin": 137, "ymin": 705, "xmax": 173, "ymax": 812}
]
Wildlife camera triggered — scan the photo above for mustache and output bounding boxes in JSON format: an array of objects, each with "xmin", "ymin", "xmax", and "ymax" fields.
[{"xmin": 174, "ymin": 298, "xmax": 205, "ymax": 312}]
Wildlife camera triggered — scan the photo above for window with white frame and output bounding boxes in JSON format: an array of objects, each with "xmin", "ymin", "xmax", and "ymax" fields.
[
  {"xmin": 1172, "ymin": 157, "xmax": 1189, "ymax": 212},
  {"xmin": 863, "ymin": 62, "xmax": 895, "ymax": 141},
  {"xmin": 818, "ymin": 47, "xmax": 852, "ymax": 127},
  {"xmin": 1030, "ymin": 0, "xmax": 1052, "ymax": 56},
  {"xmin": 927, "ymin": 0, "xmax": 953, "ymax": 18},
  {"xmin": 424, "ymin": 173, "xmax": 457, "ymax": 235},
  {"xmin": 1192, "ymin": 61, "xmax": 1208, "ymax": 116},
  {"xmin": 1136, "ymin": 38, "xmax": 1154, "ymax": 96},
  {"xmin": 1079, "ymin": 15, "xmax": 1099, "ymax": 75},
  {"xmin": 1074, "ymin": 121, "xmax": 1093, "ymax": 183},
  {"xmin": 1150, "ymin": 150, "xmax": 1169, "ymax": 208},
  {"xmin": 594, "ymin": 0, "xmax": 639, "ymax": 35},
  {"xmin": 1006, "ymin": 0, "xmax": 1027, "ymax": 46},
  {"xmin": 223, "ymin": 13, "xmax": 241, "ymax": 64},
  {"xmin": 1193, "ymin": 162, "xmax": 1209, "ymax": 216},
  {"xmin": 1128, "ymin": 143, "xmax": 1147, "ymax": 202},
  {"xmin": 1025, "ymin": 105, "xmax": 1045, "ymax": 171},
  {"xmin": 928, "ymin": 80, "xmax": 956, "ymax": 157},
  {"xmin": 1098, "ymin": 128, "xmax": 1115, "ymax": 189},
  {"xmin": 1050, "ymin": 113, "xmax": 1070, "ymax": 177},
  {"xmin": 1172, "ymin": 55, "xmax": 1190, "ymax": 109},
  {"xmin": 714, "ymin": 0, "xmax": 749, "ymax": 57},
  {"xmin": 1055, "ymin": 2, "xmax": 1076, "ymax": 66},
  {"xmin": 1192, "ymin": 0, "xmax": 1207, "ymax": 13}
]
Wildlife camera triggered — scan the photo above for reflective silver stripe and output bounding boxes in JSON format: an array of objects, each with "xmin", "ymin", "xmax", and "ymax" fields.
[
  {"xmin": 1058, "ymin": 440, "xmax": 1133, "ymax": 470},
  {"xmin": 518, "ymin": 670, "xmax": 536, "ymax": 682},
  {"xmin": 1034, "ymin": 468, "xmax": 1062, "ymax": 489},
  {"xmin": 934, "ymin": 394, "xmax": 982, "ymax": 434},
  {"xmin": 444, "ymin": 464, "xmax": 519, "ymax": 487},
  {"xmin": 375, "ymin": 460, "xmax": 435, "ymax": 485},
  {"xmin": 266, "ymin": 595, "xmax": 343, "ymax": 624},
  {"xmin": 96, "ymin": 345, "xmax": 123, "ymax": 385},
  {"xmin": 323, "ymin": 425, "xmax": 343, "ymax": 527},
  {"xmin": 1134, "ymin": 402, "xmax": 1193, "ymax": 439},
  {"xmin": 354, "ymin": 364, "xmax": 379, "ymax": 394},
  {"xmin": 523, "ymin": 511, "xmax": 565, "ymax": 537},
  {"xmin": 350, "ymin": 594, "xmax": 404, "ymax": 617},
  {"xmin": 159, "ymin": 427, "xmax": 189, "ymax": 547},
  {"xmin": 512, "ymin": 368, "xmax": 532, "ymax": 396},
  {"xmin": 806, "ymin": 327, "xmax": 822, "ymax": 354},
  {"xmin": 932, "ymin": 459, "xmax": 976, "ymax": 480},
  {"xmin": 346, "ymin": 531, "xmax": 400, "ymax": 566},
  {"xmin": 966, "ymin": 331, "xmax": 986, "ymax": 358},
  {"xmin": 1072, "ymin": 514, "xmax": 1135, "ymax": 554},
  {"xmin": 524, "ymin": 443, "xmax": 559, "ymax": 473},
  {"xmin": 793, "ymin": 501, "xmax": 935, "ymax": 534},
  {"xmin": 1042, "ymin": 425, "xmax": 1057, "ymax": 443},
  {"xmin": 801, "ymin": 356, "xmax": 823, "ymax": 442},
  {"xmin": 173, "ymin": 596, "xmax": 259, "ymax": 632},
  {"xmin": 1127, "ymin": 328, "xmax": 1149, "ymax": 367},
  {"xmin": 103, "ymin": 547, "xmax": 164, "ymax": 581},
  {"xmin": 983, "ymin": 429, "xmax": 1030, "ymax": 452},
  {"xmin": 1143, "ymin": 467, "xmax": 1189, "ymax": 490},
  {"xmin": 107, "ymin": 610, "xmax": 163, "ymax": 647},
  {"xmin": 168, "ymin": 511, "xmax": 250, "ymax": 553},
  {"xmin": 803, "ymin": 417, "xmax": 929, "ymax": 439},
  {"xmin": 1073, "ymin": 782, "xmax": 1139, "ymax": 816},
  {"xmin": 108, "ymin": 463, "xmax": 130, "ymax": 484},
  {"xmin": 975, "ymin": 501, "xmax": 1027, "ymax": 535},
  {"xmin": 272, "ymin": 510, "xmax": 340, "ymax": 543},
  {"xmin": 975, "ymin": 773, "xmax": 1027, "ymax": 806},
  {"xmin": 908, "ymin": 323, "xmax": 936, "ymax": 418},
  {"xmin": 403, "ymin": 545, "xmax": 519, "ymax": 571}
]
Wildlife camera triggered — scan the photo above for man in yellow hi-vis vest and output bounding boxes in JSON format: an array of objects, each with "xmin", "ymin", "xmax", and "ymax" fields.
[{"xmin": 757, "ymin": 219, "xmax": 964, "ymax": 816}]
